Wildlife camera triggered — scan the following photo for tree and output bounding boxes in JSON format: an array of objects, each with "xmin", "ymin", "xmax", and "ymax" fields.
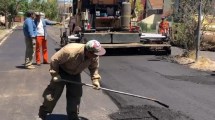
[
  {"xmin": 0, "ymin": 0, "xmax": 13, "ymax": 28},
  {"xmin": 28, "ymin": 0, "xmax": 59, "ymax": 20},
  {"xmin": 130, "ymin": 0, "xmax": 144, "ymax": 19},
  {"xmin": 0, "ymin": 0, "xmax": 29, "ymax": 28},
  {"xmin": 0, "ymin": 0, "xmax": 59, "ymax": 29},
  {"xmin": 171, "ymin": 0, "xmax": 214, "ymax": 55},
  {"xmin": 42, "ymin": 0, "xmax": 58, "ymax": 20}
]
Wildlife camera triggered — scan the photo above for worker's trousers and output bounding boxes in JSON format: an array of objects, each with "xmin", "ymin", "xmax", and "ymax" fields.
[
  {"xmin": 24, "ymin": 37, "xmax": 35, "ymax": 66},
  {"xmin": 39, "ymin": 68, "xmax": 82, "ymax": 120},
  {"xmin": 36, "ymin": 36, "xmax": 48, "ymax": 64}
]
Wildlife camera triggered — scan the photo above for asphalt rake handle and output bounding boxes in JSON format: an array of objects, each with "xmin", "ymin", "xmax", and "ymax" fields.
[{"xmin": 60, "ymin": 79, "xmax": 169, "ymax": 108}]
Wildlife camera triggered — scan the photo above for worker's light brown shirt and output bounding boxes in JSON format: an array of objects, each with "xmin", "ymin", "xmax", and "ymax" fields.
[{"xmin": 50, "ymin": 43, "xmax": 101, "ymax": 81}]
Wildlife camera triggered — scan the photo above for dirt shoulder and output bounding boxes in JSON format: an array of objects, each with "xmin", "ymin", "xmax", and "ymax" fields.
[
  {"xmin": 169, "ymin": 49, "xmax": 215, "ymax": 72},
  {"xmin": 0, "ymin": 24, "xmax": 20, "ymax": 43}
]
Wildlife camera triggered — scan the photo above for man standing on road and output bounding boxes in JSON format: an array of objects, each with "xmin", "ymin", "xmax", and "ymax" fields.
[
  {"xmin": 34, "ymin": 12, "xmax": 61, "ymax": 65},
  {"xmin": 38, "ymin": 40, "xmax": 106, "ymax": 120},
  {"xmin": 67, "ymin": 15, "xmax": 76, "ymax": 35},
  {"xmin": 23, "ymin": 10, "xmax": 36, "ymax": 69},
  {"xmin": 158, "ymin": 16, "xmax": 170, "ymax": 37}
]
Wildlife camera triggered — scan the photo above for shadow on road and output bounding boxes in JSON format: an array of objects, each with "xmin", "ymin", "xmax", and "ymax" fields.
[
  {"xmin": 147, "ymin": 111, "xmax": 159, "ymax": 120},
  {"xmin": 211, "ymin": 73, "xmax": 215, "ymax": 76},
  {"xmin": 104, "ymin": 48, "xmax": 169, "ymax": 56},
  {"xmin": 46, "ymin": 114, "xmax": 89, "ymax": 120},
  {"xmin": 15, "ymin": 65, "xmax": 26, "ymax": 69}
]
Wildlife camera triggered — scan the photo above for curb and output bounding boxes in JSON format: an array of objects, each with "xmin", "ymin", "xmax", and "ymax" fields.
[{"xmin": 0, "ymin": 25, "xmax": 17, "ymax": 44}]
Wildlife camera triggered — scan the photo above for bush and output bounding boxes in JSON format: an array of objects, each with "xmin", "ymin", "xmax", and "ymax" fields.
[{"xmin": 137, "ymin": 22, "xmax": 156, "ymax": 33}]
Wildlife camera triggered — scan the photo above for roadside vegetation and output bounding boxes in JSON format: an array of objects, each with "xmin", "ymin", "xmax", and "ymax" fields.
[
  {"xmin": 0, "ymin": 0, "xmax": 59, "ymax": 29},
  {"xmin": 171, "ymin": 0, "xmax": 214, "ymax": 53},
  {"xmin": 169, "ymin": 0, "xmax": 215, "ymax": 71}
]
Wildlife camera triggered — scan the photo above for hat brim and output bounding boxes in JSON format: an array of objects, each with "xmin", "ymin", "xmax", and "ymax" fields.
[{"xmin": 94, "ymin": 47, "xmax": 106, "ymax": 56}]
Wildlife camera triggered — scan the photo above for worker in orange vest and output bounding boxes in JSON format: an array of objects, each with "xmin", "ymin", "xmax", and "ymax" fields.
[{"xmin": 158, "ymin": 16, "xmax": 170, "ymax": 37}]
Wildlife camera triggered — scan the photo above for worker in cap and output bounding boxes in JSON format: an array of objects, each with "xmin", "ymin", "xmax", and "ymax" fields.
[
  {"xmin": 158, "ymin": 16, "xmax": 170, "ymax": 37},
  {"xmin": 38, "ymin": 40, "xmax": 106, "ymax": 120}
]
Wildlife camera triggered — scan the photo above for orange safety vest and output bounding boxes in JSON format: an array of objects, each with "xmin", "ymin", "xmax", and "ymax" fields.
[{"xmin": 159, "ymin": 21, "xmax": 169, "ymax": 35}]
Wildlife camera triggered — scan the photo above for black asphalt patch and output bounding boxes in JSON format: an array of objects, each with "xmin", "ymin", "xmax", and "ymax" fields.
[
  {"xmin": 109, "ymin": 105, "xmax": 193, "ymax": 120},
  {"xmin": 165, "ymin": 75, "xmax": 215, "ymax": 85}
]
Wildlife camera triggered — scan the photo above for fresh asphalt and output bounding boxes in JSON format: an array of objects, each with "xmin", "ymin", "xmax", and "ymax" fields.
[
  {"xmin": 98, "ymin": 52, "xmax": 215, "ymax": 120},
  {"xmin": 48, "ymin": 26, "xmax": 215, "ymax": 120},
  {"xmin": 0, "ymin": 26, "xmax": 215, "ymax": 120},
  {"xmin": 0, "ymin": 27, "xmax": 118, "ymax": 120}
]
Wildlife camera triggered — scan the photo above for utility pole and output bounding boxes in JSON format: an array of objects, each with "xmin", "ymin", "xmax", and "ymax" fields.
[
  {"xmin": 63, "ymin": 0, "xmax": 66, "ymax": 30},
  {"xmin": 195, "ymin": 0, "xmax": 202, "ymax": 61}
]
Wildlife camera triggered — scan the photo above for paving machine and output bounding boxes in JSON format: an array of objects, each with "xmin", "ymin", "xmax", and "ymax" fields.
[{"xmin": 60, "ymin": 0, "xmax": 171, "ymax": 55}]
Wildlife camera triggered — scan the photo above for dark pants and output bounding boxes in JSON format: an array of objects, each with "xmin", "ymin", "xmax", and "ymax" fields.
[{"xmin": 39, "ymin": 68, "xmax": 82, "ymax": 120}]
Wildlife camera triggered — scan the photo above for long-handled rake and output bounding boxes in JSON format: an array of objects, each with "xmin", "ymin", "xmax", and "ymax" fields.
[{"xmin": 60, "ymin": 79, "xmax": 169, "ymax": 108}]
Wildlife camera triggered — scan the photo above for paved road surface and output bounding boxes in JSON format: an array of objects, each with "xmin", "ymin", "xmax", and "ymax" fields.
[
  {"xmin": 0, "ymin": 27, "xmax": 118, "ymax": 120},
  {"xmin": 0, "ymin": 26, "xmax": 215, "ymax": 120},
  {"xmin": 48, "ymin": 26, "xmax": 215, "ymax": 120}
]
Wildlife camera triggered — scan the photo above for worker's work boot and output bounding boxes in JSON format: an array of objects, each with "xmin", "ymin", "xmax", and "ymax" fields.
[
  {"xmin": 38, "ymin": 107, "xmax": 48, "ymax": 120},
  {"xmin": 25, "ymin": 65, "xmax": 35, "ymax": 69},
  {"xmin": 38, "ymin": 113, "xmax": 46, "ymax": 120},
  {"xmin": 68, "ymin": 113, "xmax": 80, "ymax": 120}
]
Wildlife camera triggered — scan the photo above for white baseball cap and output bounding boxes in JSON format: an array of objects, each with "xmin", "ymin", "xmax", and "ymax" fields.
[{"xmin": 85, "ymin": 40, "xmax": 106, "ymax": 56}]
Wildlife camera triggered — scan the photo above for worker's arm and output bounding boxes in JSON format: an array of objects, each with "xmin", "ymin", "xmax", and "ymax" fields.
[
  {"xmin": 27, "ymin": 19, "xmax": 36, "ymax": 38},
  {"xmin": 88, "ymin": 57, "xmax": 101, "ymax": 89},
  {"xmin": 49, "ymin": 47, "xmax": 71, "ymax": 78},
  {"xmin": 44, "ymin": 19, "xmax": 60, "ymax": 25}
]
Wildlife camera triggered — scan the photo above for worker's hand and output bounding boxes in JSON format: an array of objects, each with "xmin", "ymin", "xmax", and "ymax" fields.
[
  {"xmin": 52, "ymin": 75, "xmax": 61, "ymax": 82},
  {"xmin": 56, "ymin": 22, "xmax": 62, "ymax": 25},
  {"xmin": 92, "ymin": 79, "xmax": 101, "ymax": 90}
]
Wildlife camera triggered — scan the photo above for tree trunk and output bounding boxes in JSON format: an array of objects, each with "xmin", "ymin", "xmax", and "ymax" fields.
[{"xmin": 4, "ymin": 13, "xmax": 8, "ymax": 29}]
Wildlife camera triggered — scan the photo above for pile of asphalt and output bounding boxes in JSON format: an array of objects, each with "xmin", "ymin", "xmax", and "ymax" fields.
[{"xmin": 109, "ymin": 105, "xmax": 193, "ymax": 120}]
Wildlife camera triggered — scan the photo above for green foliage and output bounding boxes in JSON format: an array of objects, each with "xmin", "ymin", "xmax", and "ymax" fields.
[
  {"xmin": 28, "ymin": 0, "xmax": 58, "ymax": 20},
  {"xmin": 135, "ymin": 0, "xmax": 143, "ymax": 14},
  {"xmin": 171, "ymin": 0, "xmax": 214, "ymax": 51},
  {"xmin": 0, "ymin": 0, "xmax": 59, "ymax": 21},
  {"xmin": 129, "ymin": 0, "xmax": 144, "ymax": 16},
  {"xmin": 137, "ymin": 22, "xmax": 156, "ymax": 33}
]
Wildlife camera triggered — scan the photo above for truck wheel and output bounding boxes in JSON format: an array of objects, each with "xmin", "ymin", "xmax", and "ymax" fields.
[
  {"xmin": 164, "ymin": 47, "xmax": 171, "ymax": 55},
  {"xmin": 60, "ymin": 37, "xmax": 67, "ymax": 47}
]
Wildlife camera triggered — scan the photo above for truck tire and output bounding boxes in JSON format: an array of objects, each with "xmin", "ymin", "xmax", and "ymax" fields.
[{"xmin": 164, "ymin": 47, "xmax": 171, "ymax": 55}]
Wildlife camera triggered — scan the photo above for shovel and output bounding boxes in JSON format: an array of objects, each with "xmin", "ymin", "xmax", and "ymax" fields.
[{"xmin": 60, "ymin": 79, "xmax": 169, "ymax": 108}]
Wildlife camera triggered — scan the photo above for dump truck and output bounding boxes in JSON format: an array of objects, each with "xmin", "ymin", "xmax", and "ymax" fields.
[{"xmin": 60, "ymin": 0, "xmax": 171, "ymax": 55}]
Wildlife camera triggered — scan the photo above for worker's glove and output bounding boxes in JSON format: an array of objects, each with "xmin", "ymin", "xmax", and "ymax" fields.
[
  {"xmin": 92, "ymin": 79, "xmax": 101, "ymax": 90},
  {"xmin": 52, "ymin": 75, "xmax": 61, "ymax": 82}
]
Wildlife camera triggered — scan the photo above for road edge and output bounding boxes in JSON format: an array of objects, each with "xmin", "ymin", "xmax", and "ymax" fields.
[{"xmin": 0, "ymin": 25, "xmax": 17, "ymax": 45}]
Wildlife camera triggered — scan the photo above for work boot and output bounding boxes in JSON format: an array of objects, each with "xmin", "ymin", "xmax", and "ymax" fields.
[
  {"xmin": 43, "ymin": 61, "xmax": 50, "ymax": 64},
  {"xmin": 68, "ymin": 117, "xmax": 80, "ymax": 120},
  {"xmin": 36, "ymin": 62, "xmax": 41, "ymax": 66},
  {"xmin": 68, "ymin": 113, "xmax": 79, "ymax": 120},
  {"xmin": 25, "ymin": 65, "xmax": 35, "ymax": 69},
  {"xmin": 35, "ymin": 116, "xmax": 45, "ymax": 120},
  {"xmin": 38, "ymin": 107, "xmax": 48, "ymax": 120},
  {"xmin": 38, "ymin": 113, "xmax": 46, "ymax": 120}
]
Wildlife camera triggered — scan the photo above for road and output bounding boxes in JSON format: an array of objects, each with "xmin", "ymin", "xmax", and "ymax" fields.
[
  {"xmin": 0, "ymin": 27, "xmax": 118, "ymax": 120},
  {"xmin": 0, "ymin": 26, "xmax": 214, "ymax": 120},
  {"xmin": 98, "ymin": 52, "xmax": 215, "ymax": 120}
]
